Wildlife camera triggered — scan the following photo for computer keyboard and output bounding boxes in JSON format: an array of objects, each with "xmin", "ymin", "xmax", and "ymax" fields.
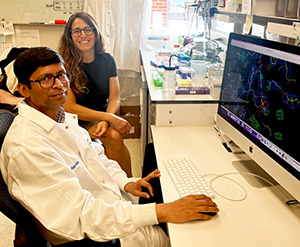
[{"xmin": 163, "ymin": 157, "xmax": 214, "ymax": 198}]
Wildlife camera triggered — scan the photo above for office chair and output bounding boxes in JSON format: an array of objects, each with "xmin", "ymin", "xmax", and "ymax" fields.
[{"xmin": 0, "ymin": 109, "xmax": 120, "ymax": 247}]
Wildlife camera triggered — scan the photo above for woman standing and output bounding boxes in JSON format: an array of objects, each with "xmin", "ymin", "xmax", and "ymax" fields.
[{"xmin": 59, "ymin": 12, "xmax": 132, "ymax": 177}]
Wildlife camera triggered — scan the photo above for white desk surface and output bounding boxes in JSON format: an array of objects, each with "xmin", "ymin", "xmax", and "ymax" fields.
[
  {"xmin": 140, "ymin": 50, "xmax": 219, "ymax": 103},
  {"xmin": 151, "ymin": 125, "xmax": 300, "ymax": 247}
]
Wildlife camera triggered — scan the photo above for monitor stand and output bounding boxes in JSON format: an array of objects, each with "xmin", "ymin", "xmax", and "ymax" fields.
[{"xmin": 232, "ymin": 160, "xmax": 278, "ymax": 189}]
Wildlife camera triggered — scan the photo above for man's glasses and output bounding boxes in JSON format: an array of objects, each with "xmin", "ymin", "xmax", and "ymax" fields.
[
  {"xmin": 24, "ymin": 72, "xmax": 73, "ymax": 89},
  {"xmin": 70, "ymin": 27, "xmax": 95, "ymax": 37}
]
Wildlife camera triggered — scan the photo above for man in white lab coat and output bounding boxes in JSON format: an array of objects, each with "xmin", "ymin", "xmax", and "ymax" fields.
[{"xmin": 0, "ymin": 47, "xmax": 219, "ymax": 246}]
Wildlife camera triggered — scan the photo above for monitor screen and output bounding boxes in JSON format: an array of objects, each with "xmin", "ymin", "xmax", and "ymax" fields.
[{"xmin": 216, "ymin": 32, "xmax": 300, "ymax": 201}]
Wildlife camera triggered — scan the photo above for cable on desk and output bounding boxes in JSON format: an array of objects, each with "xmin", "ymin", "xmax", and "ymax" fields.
[
  {"xmin": 204, "ymin": 172, "xmax": 300, "ymax": 207},
  {"xmin": 204, "ymin": 173, "xmax": 247, "ymax": 202}
]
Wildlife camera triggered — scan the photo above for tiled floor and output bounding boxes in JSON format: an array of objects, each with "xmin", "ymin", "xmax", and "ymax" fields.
[
  {"xmin": 125, "ymin": 138, "xmax": 142, "ymax": 178},
  {"xmin": 0, "ymin": 213, "xmax": 14, "ymax": 247},
  {"xmin": 0, "ymin": 138, "xmax": 142, "ymax": 246}
]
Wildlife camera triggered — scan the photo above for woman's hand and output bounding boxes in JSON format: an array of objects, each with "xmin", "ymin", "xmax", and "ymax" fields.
[
  {"xmin": 124, "ymin": 170, "xmax": 161, "ymax": 198},
  {"xmin": 107, "ymin": 113, "xmax": 132, "ymax": 134},
  {"xmin": 91, "ymin": 121, "xmax": 109, "ymax": 137}
]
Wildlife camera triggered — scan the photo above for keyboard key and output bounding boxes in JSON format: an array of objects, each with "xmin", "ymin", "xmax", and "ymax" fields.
[{"xmin": 163, "ymin": 157, "xmax": 214, "ymax": 198}]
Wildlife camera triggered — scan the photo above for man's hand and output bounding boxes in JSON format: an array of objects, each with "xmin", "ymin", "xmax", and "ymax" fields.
[
  {"xmin": 124, "ymin": 169, "xmax": 161, "ymax": 198},
  {"xmin": 156, "ymin": 195, "xmax": 219, "ymax": 222}
]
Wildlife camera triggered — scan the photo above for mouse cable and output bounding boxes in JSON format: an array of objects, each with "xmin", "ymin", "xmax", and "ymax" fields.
[
  {"xmin": 203, "ymin": 173, "xmax": 247, "ymax": 201},
  {"xmin": 204, "ymin": 172, "xmax": 300, "ymax": 207}
]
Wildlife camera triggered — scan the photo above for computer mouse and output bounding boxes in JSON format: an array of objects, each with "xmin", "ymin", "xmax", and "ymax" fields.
[{"xmin": 201, "ymin": 212, "xmax": 217, "ymax": 216}]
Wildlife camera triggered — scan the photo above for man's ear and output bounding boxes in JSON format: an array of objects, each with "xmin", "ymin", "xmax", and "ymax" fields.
[{"xmin": 17, "ymin": 83, "xmax": 30, "ymax": 99}]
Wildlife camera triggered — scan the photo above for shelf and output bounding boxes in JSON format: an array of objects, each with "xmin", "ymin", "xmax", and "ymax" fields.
[{"xmin": 214, "ymin": 9, "xmax": 299, "ymax": 26}]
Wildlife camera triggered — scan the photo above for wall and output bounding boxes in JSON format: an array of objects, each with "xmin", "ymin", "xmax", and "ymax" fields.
[
  {"xmin": 3, "ymin": 24, "xmax": 65, "ymax": 50},
  {"xmin": 0, "ymin": 0, "xmax": 83, "ymax": 24}
]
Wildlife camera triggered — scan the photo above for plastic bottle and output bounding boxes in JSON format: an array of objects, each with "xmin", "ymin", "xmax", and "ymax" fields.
[
  {"xmin": 236, "ymin": 0, "xmax": 242, "ymax": 12},
  {"xmin": 162, "ymin": 66, "xmax": 176, "ymax": 99},
  {"xmin": 151, "ymin": 70, "xmax": 163, "ymax": 87},
  {"xmin": 172, "ymin": 44, "xmax": 180, "ymax": 55},
  {"xmin": 178, "ymin": 35, "xmax": 184, "ymax": 45},
  {"xmin": 162, "ymin": 37, "xmax": 169, "ymax": 50}
]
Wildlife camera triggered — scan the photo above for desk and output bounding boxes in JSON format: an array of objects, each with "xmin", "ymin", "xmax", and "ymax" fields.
[
  {"xmin": 151, "ymin": 125, "xmax": 300, "ymax": 246},
  {"xmin": 140, "ymin": 50, "xmax": 220, "ymax": 159}
]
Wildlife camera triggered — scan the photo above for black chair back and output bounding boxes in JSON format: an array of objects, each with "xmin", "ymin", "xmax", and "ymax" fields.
[
  {"xmin": 0, "ymin": 109, "xmax": 48, "ymax": 246},
  {"xmin": 0, "ymin": 110, "xmax": 18, "ymax": 222},
  {"xmin": 0, "ymin": 109, "xmax": 14, "ymax": 148}
]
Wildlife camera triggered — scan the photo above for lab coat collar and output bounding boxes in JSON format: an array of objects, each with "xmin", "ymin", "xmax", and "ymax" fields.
[{"xmin": 17, "ymin": 101, "xmax": 77, "ymax": 132}]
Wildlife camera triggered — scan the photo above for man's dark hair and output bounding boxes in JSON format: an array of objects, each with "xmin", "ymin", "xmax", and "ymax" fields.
[{"xmin": 14, "ymin": 47, "xmax": 64, "ymax": 88}]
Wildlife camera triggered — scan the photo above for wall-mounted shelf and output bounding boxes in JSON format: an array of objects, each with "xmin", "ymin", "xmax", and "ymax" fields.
[{"xmin": 214, "ymin": 9, "xmax": 299, "ymax": 26}]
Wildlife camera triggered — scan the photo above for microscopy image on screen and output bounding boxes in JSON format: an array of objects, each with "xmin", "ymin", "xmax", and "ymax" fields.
[{"xmin": 220, "ymin": 45, "xmax": 300, "ymax": 161}]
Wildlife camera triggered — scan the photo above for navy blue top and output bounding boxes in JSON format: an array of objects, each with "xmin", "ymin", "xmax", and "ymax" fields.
[{"xmin": 76, "ymin": 52, "xmax": 117, "ymax": 112}]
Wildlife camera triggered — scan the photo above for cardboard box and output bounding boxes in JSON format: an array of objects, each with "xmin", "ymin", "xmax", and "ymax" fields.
[
  {"xmin": 252, "ymin": 0, "xmax": 276, "ymax": 16},
  {"xmin": 119, "ymin": 106, "xmax": 141, "ymax": 139}
]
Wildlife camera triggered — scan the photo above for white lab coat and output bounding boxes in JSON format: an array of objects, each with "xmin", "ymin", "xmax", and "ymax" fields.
[
  {"xmin": 0, "ymin": 102, "xmax": 169, "ymax": 246},
  {"xmin": 0, "ymin": 48, "xmax": 18, "ymax": 93}
]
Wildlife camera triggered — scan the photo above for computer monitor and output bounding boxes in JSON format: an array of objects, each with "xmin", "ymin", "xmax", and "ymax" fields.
[{"xmin": 215, "ymin": 32, "xmax": 300, "ymax": 202}]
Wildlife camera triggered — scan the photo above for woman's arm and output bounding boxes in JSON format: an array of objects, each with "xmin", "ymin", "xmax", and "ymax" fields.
[
  {"xmin": 106, "ymin": 76, "xmax": 121, "ymax": 115},
  {"xmin": 63, "ymin": 88, "xmax": 131, "ymax": 133},
  {"xmin": 63, "ymin": 88, "xmax": 109, "ymax": 122},
  {"xmin": 0, "ymin": 89, "xmax": 23, "ymax": 105}
]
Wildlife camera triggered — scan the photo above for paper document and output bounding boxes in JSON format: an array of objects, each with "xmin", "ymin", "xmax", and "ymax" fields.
[
  {"xmin": 13, "ymin": 29, "xmax": 40, "ymax": 47},
  {"xmin": 0, "ymin": 43, "xmax": 12, "ymax": 56},
  {"xmin": 1, "ymin": 21, "xmax": 15, "ymax": 35}
]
